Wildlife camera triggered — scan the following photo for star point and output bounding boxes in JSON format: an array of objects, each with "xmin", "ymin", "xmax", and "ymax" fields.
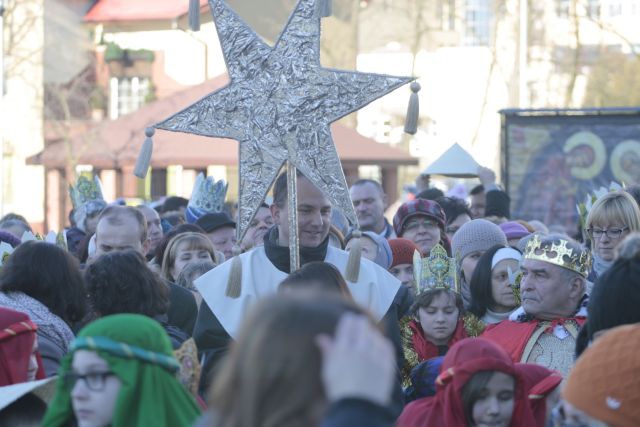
[{"xmin": 154, "ymin": 0, "xmax": 412, "ymax": 239}]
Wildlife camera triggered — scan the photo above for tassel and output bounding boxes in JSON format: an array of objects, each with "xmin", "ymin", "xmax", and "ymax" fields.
[
  {"xmin": 134, "ymin": 127, "xmax": 155, "ymax": 179},
  {"xmin": 404, "ymin": 81, "xmax": 421, "ymax": 135},
  {"xmin": 317, "ymin": 0, "xmax": 332, "ymax": 17},
  {"xmin": 225, "ymin": 245, "xmax": 243, "ymax": 298},
  {"xmin": 189, "ymin": 0, "xmax": 201, "ymax": 31},
  {"xmin": 345, "ymin": 229, "xmax": 362, "ymax": 283}
]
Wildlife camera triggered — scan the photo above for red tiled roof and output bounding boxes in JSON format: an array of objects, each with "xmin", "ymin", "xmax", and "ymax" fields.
[
  {"xmin": 30, "ymin": 74, "xmax": 417, "ymax": 169},
  {"xmin": 85, "ymin": 0, "xmax": 208, "ymax": 23}
]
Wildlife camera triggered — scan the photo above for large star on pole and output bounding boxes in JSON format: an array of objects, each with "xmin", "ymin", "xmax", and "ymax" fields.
[{"xmin": 154, "ymin": 0, "xmax": 412, "ymax": 240}]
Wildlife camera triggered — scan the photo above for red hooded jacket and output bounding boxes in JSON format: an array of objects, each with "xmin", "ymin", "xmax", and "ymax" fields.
[
  {"xmin": 0, "ymin": 307, "xmax": 46, "ymax": 385},
  {"xmin": 398, "ymin": 338, "xmax": 539, "ymax": 427}
]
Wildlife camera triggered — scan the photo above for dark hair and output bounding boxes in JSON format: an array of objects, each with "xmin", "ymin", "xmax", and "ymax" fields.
[
  {"xmin": 0, "ymin": 241, "xmax": 87, "ymax": 324},
  {"xmin": 163, "ymin": 196, "xmax": 189, "ymax": 213},
  {"xmin": 470, "ymin": 184, "xmax": 485, "ymax": 196},
  {"xmin": 211, "ymin": 296, "xmax": 368, "ymax": 427},
  {"xmin": 153, "ymin": 223, "xmax": 205, "ymax": 266},
  {"xmin": 0, "ymin": 212, "xmax": 29, "ymax": 226},
  {"xmin": 410, "ymin": 288, "xmax": 464, "ymax": 316},
  {"xmin": 84, "ymin": 250, "xmax": 169, "ymax": 317},
  {"xmin": 436, "ymin": 196, "xmax": 473, "ymax": 225},
  {"xmin": 587, "ymin": 255, "xmax": 640, "ymax": 343},
  {"xmin": 279, "ymin": 262, "xmax": 353, "ymax": 301},
  {"xmin": 273, "ymin": 169, "xmax": 304, "ymax": 208},
  {"xmin": 461, "ymin": 371, "xmax": 497, "ymax": 425},
  {"xmin": 98, "ymin": 205, "xmax": 148, "ymax": 243},
  {"xmin": 0, "ymin": 219, "xmax": 32, "ymax": 236},
  {"xmin": 351, "ymin": 179, "xmax": 384, "ymax": 195},
  {"xmin": 416, "ymin": 188, "xmax": 444, "ymax": 201},
  {"xmin": 468, "ymin": 245, "xmax": 508, "ymax": 318},
  {"xmin": 0, "ymin": 393, "xmax": 47, "ymax": 427}
]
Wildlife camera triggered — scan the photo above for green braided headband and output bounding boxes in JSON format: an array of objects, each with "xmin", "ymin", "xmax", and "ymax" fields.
[{"xmin": 71, "ymin": 336, "xmax": 180, "ymax": 373}]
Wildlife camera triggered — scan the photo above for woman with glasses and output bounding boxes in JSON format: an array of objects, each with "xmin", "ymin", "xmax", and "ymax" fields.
[
  {"xmin": 42, "ymin": 314, "xmax": 200, "ymax": 427},
  {"xmin": 584, "ymin": 191, "xmax": 640, "ymax": 280},
  {"xmin": 393, "ymin": 199, "xmax": 451, "ymax": 257}
]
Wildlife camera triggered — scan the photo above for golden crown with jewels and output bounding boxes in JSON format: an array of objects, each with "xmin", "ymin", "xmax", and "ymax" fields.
[
  {"xmin": 413, "ymin": 244, "xmax": 459, "ymax": 294},
  {"xmin": 524, "ymin": 234, "xmax": 592, "ymax": 278}
]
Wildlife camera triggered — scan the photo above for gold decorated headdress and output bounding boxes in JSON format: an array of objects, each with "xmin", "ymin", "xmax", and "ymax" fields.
[
  {"xmin": 524, "ymin": 234, "xmax": 592, "ymax": 278},
  {"xmin": 69, "ymin": 176, "xmax": 105, "ymax": 210},
  {"xmin": 413, "ymin": 244, "xmax": 458, "ymax": 294}
]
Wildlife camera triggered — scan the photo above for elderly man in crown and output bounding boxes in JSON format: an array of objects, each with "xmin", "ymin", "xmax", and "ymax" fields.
[{"xmin": 481, "ymin": 234, "xmax": 592, "ymax": 376}]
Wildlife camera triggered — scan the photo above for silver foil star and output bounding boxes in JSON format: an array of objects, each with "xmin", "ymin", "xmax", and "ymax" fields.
[{"xmin": 153, "ymin": 0, "xmax": 412, "ymax": 240}]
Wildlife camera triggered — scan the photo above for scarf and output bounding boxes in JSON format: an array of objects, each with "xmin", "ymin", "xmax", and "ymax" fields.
[
  {"xmin": 263, "ymin": 227, "xmax": 329, "ymax": 273},
  {"xmin": 0, "ymin": 307, "xmax": 46, "ymax": 385},
  {"xmin": 482, "ymin": 308, "xmax": 514, "ymax": 325},
  {"xmin": 42, "ymin": 314, "xmax": 200, "ymax": 427},
  {"xmin": 408, "ymin": 318, "xmax": 468, "ymax": 362},
  {"xmin": 0, "ymin": 291, "xmax": 75, "ymax": 354},
  {"xmin": 591, "ymin": 254, "xmax": 613, "ymax": 279}
]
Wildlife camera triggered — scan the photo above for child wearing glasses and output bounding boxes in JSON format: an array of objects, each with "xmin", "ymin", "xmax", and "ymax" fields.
[{"xmin": 42, "ymin": 314, "xmax": 200, "ymax": 427}]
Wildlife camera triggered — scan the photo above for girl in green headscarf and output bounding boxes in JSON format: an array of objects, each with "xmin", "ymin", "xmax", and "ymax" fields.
[{"xmin": 42, "ymin": 313, "xmax": 201, "ymax": 427}]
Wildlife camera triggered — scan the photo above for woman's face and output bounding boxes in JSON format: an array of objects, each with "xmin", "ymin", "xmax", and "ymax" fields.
[
  {"xmin": 402, "ymin": 215, "xmax": 442, "ymax": 255},
  {"xmin": 171, "ymin": 241, "xmax": 213, "ymax": 279},
  {"xmin": 70, "ymin": 350, "xmax": 122, "ymax": 427},
  {"xmin": 27, "ymin": 337, "xmax": 39, "ymax": 381},
  {"xmin": 418, "ymin": 292, "xmax": 459, "ymax": 346},
  {"xmin": 389, "ymin": 263, "xmax": 414, "ymax": 287},
  {"xmin": 461, "ymin": 251, "xmax": 484, "ymax": 283},
  {"xmin": 471, "ymin": 372, "xmax": 515, "ymax": 427},
  {"xmin": 491, "ymin": 259, "xmax": 519, "ymax": 312},
  {"xmin": 590, "ymin": 221, "xmax": 630, "ymax": 262}
]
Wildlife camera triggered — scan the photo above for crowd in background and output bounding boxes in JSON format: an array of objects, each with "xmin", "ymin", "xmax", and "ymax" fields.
[{"xmin": 0, "ymin": 165, "xmax": 639, "ymax": 427}]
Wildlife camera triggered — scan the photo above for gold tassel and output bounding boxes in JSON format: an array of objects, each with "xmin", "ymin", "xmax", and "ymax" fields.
[
  {"xmin": 225, "ymin": 245, "xmax": 243, "ymax": 298},
  {"xmin": 317, "ymin": 0, "xmax": 332, "ymax": 17},
  {"xmin": 403, "ymin": 81, "xmax": 421, "ymax": 135},
  {"xmin": 134, "ymin": 127, "xmax": 154, "ymax": 179},
  {"xmin": 189, "ymin": 0, "xmax": 201, "ymax": 31},
  {"xmin": 345, "ymin": 229, "xmax": 362, "ymax": 282}
]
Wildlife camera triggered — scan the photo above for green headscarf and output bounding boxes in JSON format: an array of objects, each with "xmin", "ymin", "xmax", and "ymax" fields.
[{"xmin": 42, "ymin": 314, "xmax": 201, "ymax": 427}]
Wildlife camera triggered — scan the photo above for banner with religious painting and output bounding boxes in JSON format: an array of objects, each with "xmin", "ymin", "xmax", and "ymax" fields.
[{"xmin": 501, "ymin": 108, "xmax": 640, "ymax": 233}]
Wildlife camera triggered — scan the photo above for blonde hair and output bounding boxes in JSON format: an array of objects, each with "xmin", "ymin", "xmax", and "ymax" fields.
[
  {"xmin": 586, "ymin": 191, "xmax": 640, "ymax": 247},
  {"xmin": 161, "ymin": 232, "xmax": 217, "ymax": 281}
]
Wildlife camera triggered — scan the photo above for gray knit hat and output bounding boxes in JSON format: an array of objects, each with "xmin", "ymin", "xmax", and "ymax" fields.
[{"xmin": 451, "ymin": 219, "xmax": 507, "ymax": 264}]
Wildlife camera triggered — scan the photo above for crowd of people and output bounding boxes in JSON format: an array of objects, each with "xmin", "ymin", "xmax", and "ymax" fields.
[{"xmin": 1, "ymin": 165, "xmax": 639, "ymax": 427}]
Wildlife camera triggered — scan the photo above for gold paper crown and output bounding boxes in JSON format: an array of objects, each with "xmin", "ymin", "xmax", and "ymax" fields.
[
  {"xmin": 69, "ymin": 176, "xmax": 104, "ymax": 210},
  {"xmin": 524, "ymin": 234, "xmax": 592, "ymax": 278},
  {"xmin": 413, "ymin": 244, "xmax": 458, "ymax": 294}
]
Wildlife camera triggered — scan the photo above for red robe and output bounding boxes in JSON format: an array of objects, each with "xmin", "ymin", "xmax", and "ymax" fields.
[{"xmin": 481, "ymin": 316, "xmax": 586, "ymax": 363}]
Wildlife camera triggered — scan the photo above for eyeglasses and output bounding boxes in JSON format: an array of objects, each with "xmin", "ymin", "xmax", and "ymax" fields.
[
  {"xmin": 587, "ymin": 226, "xmax": 628, "ymax": 240},
  {"xmin": 404, "ymin": 219, "xmax": 438, "ymax": 233},
  {"xmin": 64, "ymin": 371, "xmax": 116, "ymax": 392}
]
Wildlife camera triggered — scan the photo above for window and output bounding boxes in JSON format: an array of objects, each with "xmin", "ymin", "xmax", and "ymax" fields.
[
  {"xmin": 556, "ymin": 0, "xmax": 570, "ymax": 18},
  {"xmin": 109, "ymin": 77, "xmax": 151, "ymax": 119},
  {"xmin": 464, "ymin": 0, "xmax": 491, "ymax": 46},
  {"xmin": 587, "ymin": 0, "xmax": 600, "ymax": 17}
]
